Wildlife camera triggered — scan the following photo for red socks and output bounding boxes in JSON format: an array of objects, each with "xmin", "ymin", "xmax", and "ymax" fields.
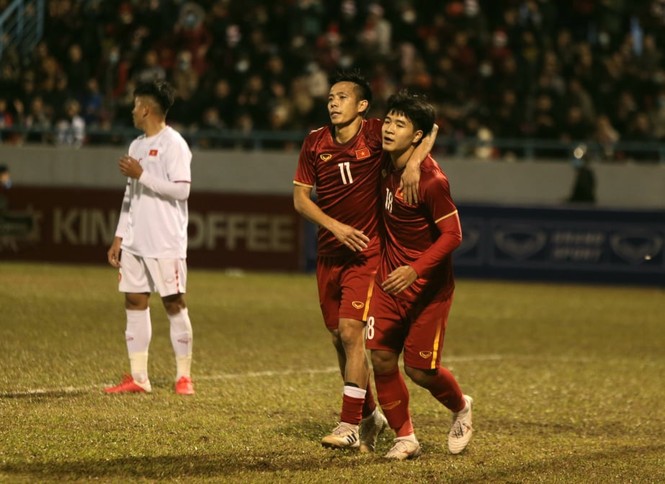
[
  {"xmin": 362, "ymin": 382, "xmax": 377, "ymax": 419},
  {"xmin": 340, "ymin": 384, "xmax": 367, "ymax": 425},
  {"xmin": 374, "ymin": 368, "xmax": 414, "ymax": 437},
  {"xmin": 425, "ymin": 366, "xmax": 465, "ymax": 412}
]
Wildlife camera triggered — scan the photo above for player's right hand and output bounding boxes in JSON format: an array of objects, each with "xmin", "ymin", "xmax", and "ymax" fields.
[
  {"xmin": 333, "ymin": 223, "xmax": 370, "ymax": 252},
  {"xmin": 107, "ymin": 237, "xmax": 123, "ymax": 268}
]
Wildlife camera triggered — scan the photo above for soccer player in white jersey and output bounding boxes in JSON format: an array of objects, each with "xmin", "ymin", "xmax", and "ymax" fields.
[{"xmin": 105, "ymin": 80, "xmax": 194, "ymax": 395}]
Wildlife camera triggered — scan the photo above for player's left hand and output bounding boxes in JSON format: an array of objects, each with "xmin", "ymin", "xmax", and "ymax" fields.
[
  {"xmin": 399, "ymin": 162, "xmax": 421, "ymax": 205},
  {"xmin": 382, "ymin": 265, "xmax": 418, "ymax": 294},
  {"xmin": 119, "ymin": 155, "xmax": 143, "ymax": 179}
]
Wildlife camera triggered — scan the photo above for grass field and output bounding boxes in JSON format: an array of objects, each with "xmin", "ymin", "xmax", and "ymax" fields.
[{"xmin": 0, "ymin": 262, "xmax": 663, "ymax": 483}]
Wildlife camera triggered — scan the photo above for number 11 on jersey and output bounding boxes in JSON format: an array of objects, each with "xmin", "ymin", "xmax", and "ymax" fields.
[{"xmin": 338, "ymin": 162, "xmax": 354, "ymax": 185}]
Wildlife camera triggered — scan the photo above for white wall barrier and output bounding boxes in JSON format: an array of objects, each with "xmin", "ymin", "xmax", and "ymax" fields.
[{"xmin": 0, "ymin": 146, "xmax": 663, "ymax": 283}]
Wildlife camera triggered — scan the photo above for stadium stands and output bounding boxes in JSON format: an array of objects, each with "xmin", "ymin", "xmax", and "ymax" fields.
[{"xmin": 0, "ymin": 0, "xmax": 664, "ymax": 161}]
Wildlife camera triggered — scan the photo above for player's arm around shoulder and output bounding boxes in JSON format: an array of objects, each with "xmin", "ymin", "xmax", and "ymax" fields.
[{"xmin": 400, "ymin": 124, "xmax": 439, "ymax": 205}]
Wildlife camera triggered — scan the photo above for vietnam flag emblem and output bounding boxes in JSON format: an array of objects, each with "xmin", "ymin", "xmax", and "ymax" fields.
[
  {"xmin": 355, "ymin": 147, "xmax": 370, "ymax": 160},
  {"xmin": 149, "ymin": 149, "xmax": 158, "ymax": 156}
]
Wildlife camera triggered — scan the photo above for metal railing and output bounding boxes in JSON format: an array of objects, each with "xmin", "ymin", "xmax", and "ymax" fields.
[
  {"xmin": 0, "ymin": 0, "xmax": 44, "ymax": 60},
  {"xmin": 2, "ymin": 124, "xmax": 665, "ymax": 163}
]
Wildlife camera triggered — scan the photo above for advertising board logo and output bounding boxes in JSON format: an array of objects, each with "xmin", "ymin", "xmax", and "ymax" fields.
[
  {"xmin": 609, "ymin": 231, "xmax": 663, "ymax": 264},
  {"xmin": 0, "ymin": 208, "xmax": 40, "ymax": 252},
  {"xmin": 457, "ymin": 226, "xmax": 480, "ymax": 256},
  {"xmin": 494, "ymin": 225, "xmax": 547, "ymax": 260}
]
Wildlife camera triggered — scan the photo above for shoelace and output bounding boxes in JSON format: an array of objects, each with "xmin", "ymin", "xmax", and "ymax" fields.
[
  {"xmin": 332, "ymin": 423, "xmax": 356, "ymax": 436},
  {"xmin": 450, "ymin": 419, "xmax": 472, "ymax": 438}
]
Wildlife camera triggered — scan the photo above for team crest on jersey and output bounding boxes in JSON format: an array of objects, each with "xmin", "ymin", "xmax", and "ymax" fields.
[
  {"xmin": 355, "ymin": 147, "xmax": 370, "ymax": 160},
  {"xmin": 320, "ymin": 153, "xmax": 332, "ymax": 161},
  {"xmin": 419, "ymin": 351, "xmax": 433, "ymax": 359},
  {"xmin": 352, "ymin": 301, "xmax": 365, "ymax": 309},
  {"xmin": 149, "ymin": 149, "xmax": 158, "ymax": 156}
]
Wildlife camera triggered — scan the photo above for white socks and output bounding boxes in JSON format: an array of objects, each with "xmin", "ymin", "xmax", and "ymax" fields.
[
  {"xmin": 344, "ymin": 385, "xmax": 367, "ymax": 399},
  {"xmin": 124, "ymin": 307, "xmax": 193, "ymax": 383},
  {"xmin": 168, "ymin": 308, "xmax": 193, "ymax": 380},
  {"xmin": 125, "ymin": 308, "xmax": 152, "ymax": 383}
]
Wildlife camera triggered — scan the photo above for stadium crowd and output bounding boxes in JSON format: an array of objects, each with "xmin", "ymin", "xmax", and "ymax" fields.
[{"xmin": 0, "ymin": 0, "xmax": 664, "ymax": 159}]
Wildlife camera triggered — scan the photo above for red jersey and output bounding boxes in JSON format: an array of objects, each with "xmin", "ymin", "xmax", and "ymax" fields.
[
  {"xmin": 378, "ymin": 154, "xmax": 461, "ymax": 302},
  {"xmin": 294, "ymin": 118, "xmax": 383, "ymax": 257}
]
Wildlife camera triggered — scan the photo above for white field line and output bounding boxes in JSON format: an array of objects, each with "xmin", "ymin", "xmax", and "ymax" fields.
[{"xmin": 0, "ymin": 354, "xmax": 588, "ymax": 398}]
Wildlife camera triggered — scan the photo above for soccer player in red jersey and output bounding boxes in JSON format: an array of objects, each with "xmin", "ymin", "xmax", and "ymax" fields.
[
  {"xmin": 366, "ymin": 90, "xmax": 473, "ymax": 460},
  {"xmin": 293, "ymin": 72, "xmax": 436, "ymax": 452}
]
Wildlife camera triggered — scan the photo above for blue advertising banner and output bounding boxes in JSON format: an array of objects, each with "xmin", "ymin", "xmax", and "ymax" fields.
[{"xmin": 454, "ymin": 204, "xmax": 664, "ymax": 285}]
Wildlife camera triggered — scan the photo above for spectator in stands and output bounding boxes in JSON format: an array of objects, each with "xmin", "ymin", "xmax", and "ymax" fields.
[
  {"xmin": 492, "ymin": 88, "xmax": 523, "ymax": 141},
  {"xmin": 80, "ymin": 78, "xmax": 103, "ymax": 123},
  {"xmin": 0, "ymin": 164, "xmax": 11, "ymax": 213},
  {"xmin": 212, "ymin": 78, "xmax": 237, "ymax": 126},
  {"xmin": 560, "ymin": 106, "xmax": 594, "ymax": 144},
  {"xmin": 0, "ymin": 0, "xmax": 662, "ymax": 160},
  {"xmin": 56, "ymin": 98, "xmax": 85, "ymax": 147},
  {"xmin": 133, "ymin": 49, "xmax": 167, "ymax": 84},
  {"xmin": 358, "ymin": 3, "xmax": 392, "ymax": 60},
  {"xmin": 43, "ymin": 74, "xmax": 72, "ymax": 126},
  {"xmin": 171, "ymin": 50, "xmax": 199, "ymax": 101},
  {"xmin": 23, "ymin": 96, "xmax": 53, "ymax": 144},
  {"xmin": 652, "ymin": 87, "xmax": 665, "ymax": 141},
  {"xmin": 64, "ymin": 43, "xmax": 90, "ymax": 94},
  {"xmin": 593, "ymin": 114, "xmax": 620, "ymax": 161},
  {"xmin": 197, "ymin": 106, "xmax": 225, "ymax": 149},
  {"xmin": 236, "ymin": 73, "xmax": 272, "ymax": 130},
  {"xmin": 530, "ymin": 93, "xmax": 561, "ymax": 157},
  {"xmin": 0, "ymin": 98, "xmax": 15, "ymax": 130},
  {"xmin": 174, "ymin": 2, "xmax": 211, "ymax": 77},
  {"xmin": 624, "ymin": 112, "xmax": 658, "ymax": 161}
]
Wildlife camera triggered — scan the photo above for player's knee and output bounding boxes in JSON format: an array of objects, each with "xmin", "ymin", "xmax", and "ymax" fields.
[
  {"xmin": 330, "ymin": 329, "xmax": 343, "ymax": 351},
  {"xmin": 162, "ymin": 294, "xmax": 186, "ymax": 315},
  {"xmin": 371, "ymin": 351, "xmax": 398, "ymax": 375},
  {"xmin": 338, "ymin": 319, "xmax": 364, "ymax": 347},
  {"xmin": 404, "ymin": 365, "xmax": 435, "ymax": 387},
  {"xmin": 124, "ymin": 293, "xmax": 149, "ymax": 310}
]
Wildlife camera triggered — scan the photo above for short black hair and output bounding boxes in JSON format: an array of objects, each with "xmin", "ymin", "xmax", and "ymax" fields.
[
  {"xmin": 134, "ymin": 80, "xmax": 175, "ymax": 115},
  {"xmin": 385, "ymin": 90, "xmax": 435, "ymax": 137},
  {"xmin": 330, "ymin": 70, "xmax": 373, "ymax": 107}
]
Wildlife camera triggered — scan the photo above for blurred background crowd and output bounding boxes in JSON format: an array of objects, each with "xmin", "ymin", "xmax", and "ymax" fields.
[{"xmin": 0, "ymin": 0, "xmax": 664, "ymax": 160}]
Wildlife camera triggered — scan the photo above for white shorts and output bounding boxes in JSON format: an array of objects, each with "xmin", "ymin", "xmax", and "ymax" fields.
[{"xmin": 119, "ymin": 251, "xmax": 187, "ymax": 297}]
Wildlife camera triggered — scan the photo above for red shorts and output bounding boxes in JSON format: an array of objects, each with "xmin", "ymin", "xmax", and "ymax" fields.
[
  {"xmin": 366, "ymin": 286, "xmax": 453, "ymax": 370},
  {"xmin": 316, "ymin": 241, "xmax": 380, "ymax": 331}
]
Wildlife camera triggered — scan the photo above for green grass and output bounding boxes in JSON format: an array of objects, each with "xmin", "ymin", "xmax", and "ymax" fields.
[{"xmin": 0, "ymin": 262, "xmax": 663, "ymax": 483}]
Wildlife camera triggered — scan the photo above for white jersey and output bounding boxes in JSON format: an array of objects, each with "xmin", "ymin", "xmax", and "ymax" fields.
[{"xmin": 115, "ymin": 126, "xmax": 192, "ymax": 258}]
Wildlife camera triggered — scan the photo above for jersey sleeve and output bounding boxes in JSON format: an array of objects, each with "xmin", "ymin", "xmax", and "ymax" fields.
[
  {"xmin": 115, "ymin": 180, "xmax": 131, "ymax": 238},
  {"xmin": 293, "ymin": 131, "xmax": 318, "ymax": 187},
  {"xmin": 410, "ymin": 171, "xmax": 462, "ymax": 278},
  {"xmin": 166, "ymin": 135, "xmax": 192, "ymax": 183}
]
